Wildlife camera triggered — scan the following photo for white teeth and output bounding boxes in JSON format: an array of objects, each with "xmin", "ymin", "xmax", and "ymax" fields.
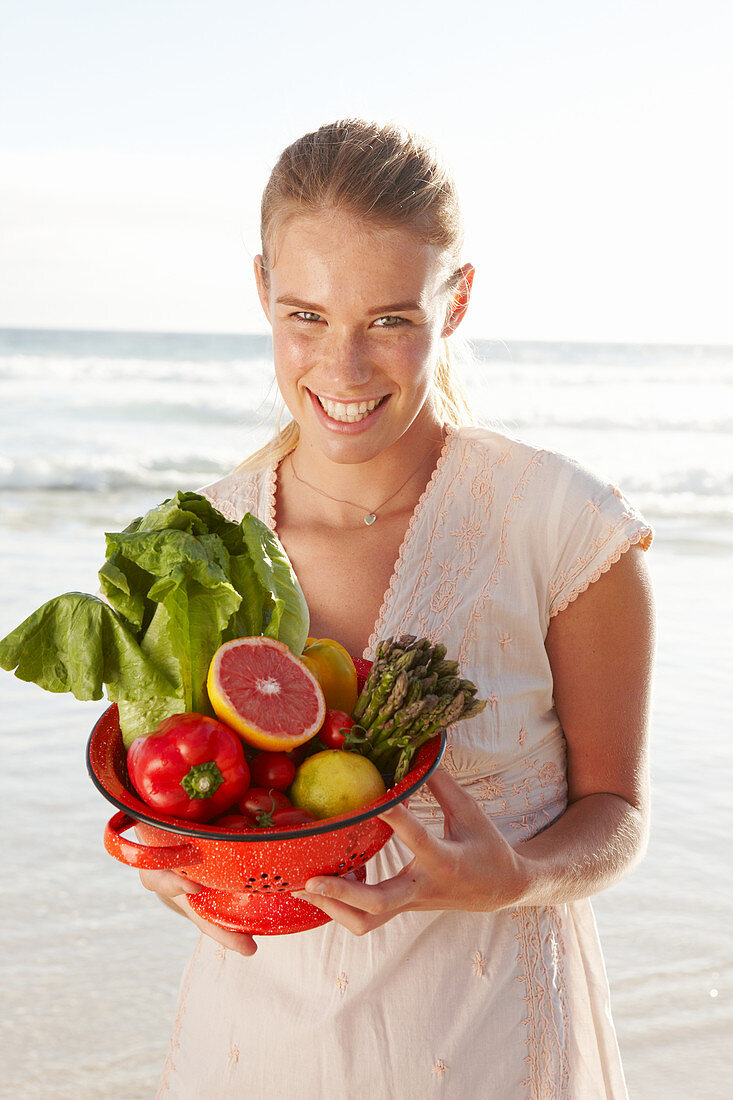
[{"xmin": 319, "ymin": 396, "xmax": 381, "ymax": 423}]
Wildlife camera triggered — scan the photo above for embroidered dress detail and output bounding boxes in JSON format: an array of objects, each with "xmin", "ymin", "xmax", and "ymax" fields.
[
  {"xmin": 366, "ymin": 424, "xmax": 456, "ymax": 657},
  {"xmin": 549, "ymin": 527, "xmax": 653, "ymax": 618},
  {"xmin": 175, "ymin": 426, "xmax": 650, "ymax": 1100},
  {"xmin": 473, "ymin": 950, "xmax": 488, "ymax": 977},
  {"xmin": 513, "ymin": 906, "xmax": 571, "ymax": 1100}
]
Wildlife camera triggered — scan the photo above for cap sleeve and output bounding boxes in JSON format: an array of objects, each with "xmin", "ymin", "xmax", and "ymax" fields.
[{"xmin": 546, "ymin": 457, "xmax": 653, "ymax": 619}]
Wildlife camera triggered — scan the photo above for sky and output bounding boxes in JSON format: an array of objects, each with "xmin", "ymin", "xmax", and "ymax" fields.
[{"xmin": 1, "ymin": 0, "xmax": 731, "ymax": 343}]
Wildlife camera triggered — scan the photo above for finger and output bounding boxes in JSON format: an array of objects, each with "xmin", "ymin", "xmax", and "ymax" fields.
[
  {"xmin": 177, "ymin": 896, "xmax": 258, "ymax": 956},
  {"xmin": 301, "ymin": 865, "xmax": 418, "ymax": 916},
  {"xmin": 138, "ymin": 868, "xmax": 202, "ymax": 899},
  {"xmin": 291, "ymin": 890, "xmax": 387, "ymax": 936},
  {"xmin": 424, "ymin": 766, "xmax": 487, "ymax": 831},
  {"xmin": 377, "ymin": 801, "xmax": 441, "ymax": 865}
]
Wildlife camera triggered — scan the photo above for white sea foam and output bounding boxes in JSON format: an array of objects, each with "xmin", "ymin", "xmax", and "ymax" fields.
[{"xmin": 0, "ymin": 452, "xmax": 235, "ymax": 493}]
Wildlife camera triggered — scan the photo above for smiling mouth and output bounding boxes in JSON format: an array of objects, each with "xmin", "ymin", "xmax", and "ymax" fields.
[{"xmin": 314, "ymin": 394, "xmax": 388, "ymax": 423}]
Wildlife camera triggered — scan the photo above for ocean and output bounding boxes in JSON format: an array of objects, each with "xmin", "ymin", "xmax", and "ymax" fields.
[{"xmin": 1, "ymin": 328, "xmax": 731, "ymax": 1098}]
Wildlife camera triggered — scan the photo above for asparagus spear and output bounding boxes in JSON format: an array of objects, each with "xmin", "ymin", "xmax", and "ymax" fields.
[{"xmin": 349, "ymin": 636, "xmax": 486, "ymax": 777}]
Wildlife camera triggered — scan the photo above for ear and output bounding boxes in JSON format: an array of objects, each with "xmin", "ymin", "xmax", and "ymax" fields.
[
  {"xmin": 253, "ymin": 255, "xmax": 272, "ymax": 323},
  {"xmin": 441, "ymin": 263, "xmax": 475, "ymax": 338}
]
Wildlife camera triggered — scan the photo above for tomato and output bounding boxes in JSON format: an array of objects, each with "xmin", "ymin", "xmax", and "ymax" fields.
[
  {"xmin": 317, "ymin": 709, "xmax": 363, "ymax": 750},
  {"xmin": 127, "ymin": 712, "xmax": 250, "ymax": 823},
  {"xmin": 249, "ymin": 751, "xmax": 296, "ymax": 791},
  {"xmin": 300, "ymin": 638, "xmax": 359, "ymax": 714},
  {"xmin": 240, "ymin": 807, "xmax": 317, "ymax": 829},
  {"xmin": 269, "ymin": 808, "xmax": 317, "ymax": 827},
  {"xmin": 239, "ymin": 787, "xmax": 291, "ymax": 819},
  {"xmin": 238, "ymin": 787, "xmax": 303, "ymax": 828},
  {"xmin": 211, "ymin": 813, "xmax": 252, "ymax": 831},
  {"xmin": 353, "ymin": 657, "xmax": 373, "ymax": 694},
  {"xmin": 285, "ymin": 744, "xmax": 307, "ymax": 766}
]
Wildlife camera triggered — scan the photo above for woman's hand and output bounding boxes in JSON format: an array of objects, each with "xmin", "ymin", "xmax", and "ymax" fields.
[
  {"xmin": 293, "ymin": 766, "xmax": 526, "ymax": 936},
  {"xmin": 137, "ymin": 868, "xmax": 258, "ymax": 957}
]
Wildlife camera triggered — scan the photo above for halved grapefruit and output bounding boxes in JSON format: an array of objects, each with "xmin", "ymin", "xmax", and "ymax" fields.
[{"xmin": 207, "ymin": 636, "xmax": 326, "ymax": 751}]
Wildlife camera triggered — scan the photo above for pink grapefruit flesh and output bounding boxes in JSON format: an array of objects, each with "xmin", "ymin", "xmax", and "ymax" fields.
[{"xmin": 207, "ymin": 636, "xmax": 326, "ymax": 751}]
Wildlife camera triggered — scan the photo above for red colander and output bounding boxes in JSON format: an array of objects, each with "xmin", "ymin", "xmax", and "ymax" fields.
[{"xmin": 87, "ymin": 701, "xmax": 445, "ymax": 936}]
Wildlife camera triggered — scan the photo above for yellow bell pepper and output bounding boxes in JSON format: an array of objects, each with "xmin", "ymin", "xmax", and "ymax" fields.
[{"xmin": 300, "ymin": 637, "xmax": 359, "ymax": 715}]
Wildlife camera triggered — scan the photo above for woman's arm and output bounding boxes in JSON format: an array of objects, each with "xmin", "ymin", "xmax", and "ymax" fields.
[
  {"xmin": 516, "ymin": 542, "xmax": 655, "ymax": 904},
  {"xmin": 296, "ymin": 545, "xmax": 655, "ymax": 931}
]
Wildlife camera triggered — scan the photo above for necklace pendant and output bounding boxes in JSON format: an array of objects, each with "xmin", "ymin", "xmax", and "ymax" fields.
[{"xmin": 364, "ymin": 513, "xmax": 377, "ymax": 526}]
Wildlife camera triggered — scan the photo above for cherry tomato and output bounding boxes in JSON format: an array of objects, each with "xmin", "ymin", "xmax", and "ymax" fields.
[
  {"xmin": 300, "ymin": 638, "xmax": 359, "ymax": 713},
  {"xmin": 317, "ymin": 709, "xmax": 359, "ymax": 750},
  {"xmin": 353, "ymin": 657, "xmax": 373, "ymax": 694},
  {"xmin": 285, "ymin": 744, "xmax": 307, "ymax": 767},
  {"xmin": 211, "ymin": 813, "xmax": 252, "ymax": 831},
  {"xmin": 269, "ymin": 808, "xmax": 317, "ymax": 827},
  {"xmin": 239, "ymin": 787, "xmax": 291, "ymax": 818},
  {"xmin": 249, "ymin": 751, "xmax": 296, "ymax": 791}
]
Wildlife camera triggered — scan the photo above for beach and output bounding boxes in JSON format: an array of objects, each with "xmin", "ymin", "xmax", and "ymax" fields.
[{"xmin": 1, "ymin": 330, "xmax": 731, "ymax": 1097}]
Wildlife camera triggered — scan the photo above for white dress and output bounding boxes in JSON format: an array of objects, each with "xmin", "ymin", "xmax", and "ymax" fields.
[{"xmin": 157, "ymin": 425, "xmax": 653, "ymax": 1100}]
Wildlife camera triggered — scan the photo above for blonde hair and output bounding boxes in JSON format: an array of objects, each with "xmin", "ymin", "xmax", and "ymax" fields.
[{"xmin": 242, "ymin": 118, "xmax": 474, "ymax": 471}]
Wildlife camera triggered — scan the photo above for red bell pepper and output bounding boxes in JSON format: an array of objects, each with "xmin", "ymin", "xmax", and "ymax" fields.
[{"xmin": 127, "ymin": 712, "xmax": 250, "ymax": 823}]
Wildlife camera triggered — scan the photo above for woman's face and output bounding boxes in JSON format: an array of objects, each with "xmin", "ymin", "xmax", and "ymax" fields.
[{"xmin": 254, "ymin": 209, "xmax": 472, "ymax": 467}]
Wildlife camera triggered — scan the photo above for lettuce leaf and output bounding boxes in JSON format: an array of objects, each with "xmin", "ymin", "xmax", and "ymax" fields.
[
  {"xmin": 0, "ymin": 593, "xmax": 178, "ymax": 703},
  {"xmin": 240, "ymin": 513, "xmax": 310, "ymax": 656},
  {"xmin": 0, "ymin": 492, "xmax": 310, "ymax": 747}
]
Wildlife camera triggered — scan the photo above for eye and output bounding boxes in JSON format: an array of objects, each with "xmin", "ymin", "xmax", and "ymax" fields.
[
  {"xmin": 292, "ymin": 311, "xmax": 322, "ymax": 323},
  {"xmin": 373, "ymin": 316, "xmax": 407, "ymax": 328}
]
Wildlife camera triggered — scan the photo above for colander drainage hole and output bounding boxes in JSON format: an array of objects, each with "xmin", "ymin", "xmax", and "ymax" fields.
[{"xmin": 273, "ymin": 874, "xmax": 282, "ymax": 881}]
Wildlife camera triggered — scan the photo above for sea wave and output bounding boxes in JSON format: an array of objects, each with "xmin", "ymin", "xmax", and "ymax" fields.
[
  {"xmin": 626, "ymin": 468, "xmax": 733, "ymax": 498},
  {"xmin": 0, "ymin": 352, "xmax": 275, "ymax": 388},
  {"xmin": 503, "ymin": 414, "xmax": 733, "ymax": 434},
  {"xmin": 2, "ymin": 454, "xmax": 732, "ymax": 528},
  {"xmin": 0, "ymin": 453, "xmax": 237, "ymax": 493}
]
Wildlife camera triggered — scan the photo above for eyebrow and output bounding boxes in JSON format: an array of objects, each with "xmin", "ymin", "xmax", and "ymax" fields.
[{"xmin": 275, "ymin": 295, "xmax": 423, "ymax": 314}]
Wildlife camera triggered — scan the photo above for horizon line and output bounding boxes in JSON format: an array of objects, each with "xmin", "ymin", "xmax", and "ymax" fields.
[{"xmin": 0, "ymin": 324, "xmax": 730, "ymax": 353}]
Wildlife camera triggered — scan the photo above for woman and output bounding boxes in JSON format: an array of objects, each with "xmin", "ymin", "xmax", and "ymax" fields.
[{"xmin": 143, "ymin": 119, "xmax": 655, "ymax": 1099}]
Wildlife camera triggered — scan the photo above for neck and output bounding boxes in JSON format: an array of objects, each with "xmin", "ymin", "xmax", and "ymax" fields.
[{"xmin": 284, "ymin": 415, "xmax": 448, "ymax": 528}]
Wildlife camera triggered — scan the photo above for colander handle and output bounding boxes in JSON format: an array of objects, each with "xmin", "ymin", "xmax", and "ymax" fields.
[{"xmin": 104, "ymin": 812, "xmax": 200, "ymax": 870}]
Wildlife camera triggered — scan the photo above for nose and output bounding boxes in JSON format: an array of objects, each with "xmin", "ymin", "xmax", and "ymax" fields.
[{"xmin": 324, "ymin": 328, "xmax": 372, "ymax": 389}]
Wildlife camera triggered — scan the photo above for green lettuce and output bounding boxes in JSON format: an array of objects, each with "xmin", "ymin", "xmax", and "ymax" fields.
[{"xmin": 0, "ymin": 493, "xmax": 310, "ymax": 747}]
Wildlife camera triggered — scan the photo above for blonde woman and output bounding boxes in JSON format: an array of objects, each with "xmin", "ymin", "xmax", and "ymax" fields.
[{"xmin": 143, "ymin": 119, "xmax": 655, "ymax": 1099}]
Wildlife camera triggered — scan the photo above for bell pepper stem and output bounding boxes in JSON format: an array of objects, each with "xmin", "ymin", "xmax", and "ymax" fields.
[{"xmin": 180, "ymin": 760, "xmax": 225, "ymax": 799}]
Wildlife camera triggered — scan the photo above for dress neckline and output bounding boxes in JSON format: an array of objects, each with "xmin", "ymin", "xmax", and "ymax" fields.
[{"xmin": 264, "ymin": 424, "xmax": 458, "ymax": 661}]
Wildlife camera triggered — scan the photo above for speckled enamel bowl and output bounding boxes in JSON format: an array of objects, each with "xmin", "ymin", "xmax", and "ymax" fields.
[{"xmin": 86, "ymin": 704, "xmax": 445, "ymax": 935}]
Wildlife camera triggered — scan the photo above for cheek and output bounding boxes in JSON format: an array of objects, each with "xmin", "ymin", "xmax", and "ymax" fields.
[
  {"xmin": 388, "ymin": 336, "xmax": 439, "ymax": 392},
  {"xmin": 272, "ymin": 331, "xmax": 316, "ymax": 384}
]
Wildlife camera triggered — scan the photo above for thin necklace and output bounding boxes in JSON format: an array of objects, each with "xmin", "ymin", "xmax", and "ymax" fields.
[{"xmin": 289, "ymin": 443, "xmax": 441, "ymax": 526}]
